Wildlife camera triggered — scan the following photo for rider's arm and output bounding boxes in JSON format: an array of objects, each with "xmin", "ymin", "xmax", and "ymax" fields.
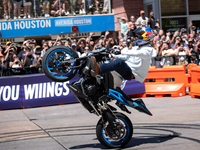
[
  {"xmin": 113, "ymin": 54, "xmax": 127, "ymax": 60},
  {"xmin": 121, "ymin": 47, "xmax": 152, "ymax": 59}
]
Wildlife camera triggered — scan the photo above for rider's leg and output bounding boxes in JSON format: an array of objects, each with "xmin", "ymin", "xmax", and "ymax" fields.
[{"xmin": 90, "ymin": 57, "xmax": 134, "ymax": 80}]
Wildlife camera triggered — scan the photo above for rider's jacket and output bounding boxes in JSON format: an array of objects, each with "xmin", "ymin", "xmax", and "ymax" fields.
[{"xmin": 113, "ymin": 45, "xmax": 153, "ymax": 83}]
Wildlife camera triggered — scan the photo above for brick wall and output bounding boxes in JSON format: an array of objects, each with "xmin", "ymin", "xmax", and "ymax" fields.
[{"xmin": 112, "ymin": 0, "xmax": 144, "ymax": 33}]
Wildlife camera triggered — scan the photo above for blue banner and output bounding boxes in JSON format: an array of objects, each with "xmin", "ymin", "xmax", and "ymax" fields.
[
  {"xmin": 0, "ymin": 15, "xmax": 115, "ymax": 38},
  {"xmin": 0, "ymin": 73, "xmax": 145, "ymax": 110}
]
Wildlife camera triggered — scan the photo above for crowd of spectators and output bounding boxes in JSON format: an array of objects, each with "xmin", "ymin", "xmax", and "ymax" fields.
[
  {"xmin": 0, "ymin": 9, "xmax": 200, "ymax": 77},
  {"xmin": 0, "ymin": 0, "xmax": 110, "ymax": 20}
]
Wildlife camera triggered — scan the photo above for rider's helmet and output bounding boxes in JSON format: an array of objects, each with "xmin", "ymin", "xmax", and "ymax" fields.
[{"xmin": 133, "ymin": 26, "xmax": 154, "ymax": 46}]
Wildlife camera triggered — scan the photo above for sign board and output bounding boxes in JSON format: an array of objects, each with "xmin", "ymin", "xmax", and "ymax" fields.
[
  {"xmin": 0, "ymin": 73, "xmax": 145, "ymax": 110},
  {"xmin": 0, "ymin": 15, "xmax": 115, "ymax": 38},
  {"xmin": 162, "ymin": 17, "xmax": 187, "ymax": 34}
]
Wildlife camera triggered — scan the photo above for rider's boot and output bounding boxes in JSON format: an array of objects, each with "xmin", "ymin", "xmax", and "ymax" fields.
[{"xmin": 89, "ymin": 56, "xmax": 100, "ymax": 77}]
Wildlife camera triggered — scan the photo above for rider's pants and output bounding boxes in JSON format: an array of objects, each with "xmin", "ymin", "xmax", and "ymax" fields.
[{"xmin": 100, "ymin": 58, "xmax": 132, "ymax": 80}]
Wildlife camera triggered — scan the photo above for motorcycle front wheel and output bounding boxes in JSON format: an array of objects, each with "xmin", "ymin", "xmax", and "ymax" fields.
[
  {"xmin": 42, "ymin": 45, "xmax": 79, "ymax": 82},
  {"xmin": 96, "ymin": 112, "xmax": 133, "ymax": 148}
]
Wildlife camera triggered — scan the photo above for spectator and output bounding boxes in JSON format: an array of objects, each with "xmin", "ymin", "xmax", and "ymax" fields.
[
  {"xmin": 63, "ymin": 0, "xmax": 70, "ymax": 15},
  {"xmin": 3, "ymin": 0, "xmax": 12, "ymax": 20},
  {"xmin": 13, "ymin": 0, "xmax": 22, "ymax": 19},
  {"xmin": 78, "ymin": 0, "xmax": 86, "ymax": 15},
  {"xmin": 175, "ymin": 42, "xmax": 190, "ymax": 65},
  {"xmin": 81, "ymin": 46, "xmax": 91, "ymax": 57},
  {"xmin": 94, "ymin": 0, "xmax": 99, "ymax": 13},
  {"xmin": 0, "ymin": 54, "xmax": 7, "ymax": 76},
  {"xmin": 136, "ymin": 10, "xmax": 148, "ymax": 27},
  {"xmin": 148, "ymin": 11, "xmax": 157, "ymax": 29},
  {"xmin": 22, "ymin": 46, "xmax": 34, "ymax": 68},
  {"xmin": 34, "ymin": 0, "xmax": 42, "ymax": 17},
  {"xmin": 159, "ymin": 42, "xmax": 175, "ymax": 66},
  {"xmin": 69, "ymin": 0, "xmax": 77, "ymax": 15},
  {"xmin": 0, "ymin": 46, "xmax": 4, "ymax": 55},
  {"xmin": 126, "ymin": 17, "xmax": 136, "ymax": 40},
  {"xmin": 43, "ymin": 0, "xmax": 50, "ymax": 17},
  {"xmin": 77, "ymin": 38, "xmax": 86, "ymax": 54},
  {"xmin": 48, "ymin": 40, "xmax": 53, "ymax": 48},
  {"xmin": 9, "ymin": 54, "xmax": 23, "ymax": 75},
  {"xmin": 117, "ymin": 17, "xmax": 128, "ymax": 39},
  {"xmin": 33, "ymin": 49, "xmax": 43, "ymax": 73},
  {"xmin": 71, "ymin": 43, "xmax": 81, "ymax": 57},
  {"xmin": 188, "ymin": 39, "xmax": 198, "ymax": 64},
  {"xmin": 155, "ymin": 29, "xmax": 165, "ymax": 42},
  {"xmin": 155, "ymin": 40, "xmax": 163, "ymax": 68},
  {"xmin": 165, "ymin": 30, "xmax": 171, "ymax": 43},
  {"xmin": 41, "ymin": 43, "xmax": 49, "ymax": 57},
  {"xmin": 106, "ymin": 37, "xmax": 116, "ymax": 49},
  {"xmin": 171, "ymin": 35, "xmax": 188, "ymax": 50},
  {"xmin": 102, "ymin": 0, "xmax": 109, "ymax": 13},
  {"xmin": 87, "ymin": 0, "xmax": 93, "ymax": 12},
  {"xmin": 194, "ymin": 37, "xmax": 200, "ymax": 60},
  {"xmin": 23, "ymin": 0, "xmax": 32, "ymax": 18},
  {"xmin": 128, "ymin": 16, "xmax": 135, "ymax": 27},
  {"xmin": 51, "ymin": 0, "xmax": 65, "ymax": 16},
  {"xmin": 53, "ymin": 36, "xmax": 64, "ymax": 46}
]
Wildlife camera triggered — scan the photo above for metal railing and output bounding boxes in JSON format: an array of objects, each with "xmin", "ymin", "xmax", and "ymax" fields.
[{"xmin": 0, "ymin": 0, "xmax": 112, "ymax": 20}]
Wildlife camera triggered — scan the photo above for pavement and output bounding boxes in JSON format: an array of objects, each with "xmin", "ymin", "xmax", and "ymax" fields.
[{"xmin": 0, "ymin": 95, "xmax": 200, "ymax": 150}]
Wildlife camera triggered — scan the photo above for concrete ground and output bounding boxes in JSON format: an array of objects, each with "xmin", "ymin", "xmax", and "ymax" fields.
[{"xmin": 0, "ymin": 95, "xmax": 200, "ymax": 150}]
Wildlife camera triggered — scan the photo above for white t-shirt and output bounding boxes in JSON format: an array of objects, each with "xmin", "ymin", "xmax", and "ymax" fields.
[
  {"xmin": 160, "ymin": 49, "xmax": 175, "ymax": 66},
  {"xmin": 113, "ymin": 45, "xmax": 153, "ymax": 83}
]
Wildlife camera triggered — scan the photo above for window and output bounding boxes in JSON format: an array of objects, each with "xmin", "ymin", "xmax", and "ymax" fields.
[
  {"xmin": 188, "ymin": 0, "xmax": 200, "ymax": 15},
  {"xmin": 161, "ymin": 0, "xmax": 186, "ymax": 16}
]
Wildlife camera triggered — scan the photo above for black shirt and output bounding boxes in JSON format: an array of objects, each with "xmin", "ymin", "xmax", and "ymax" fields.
[{"xmin": 149, "ymin": 16, "xmax": 156, "ymax": 29}]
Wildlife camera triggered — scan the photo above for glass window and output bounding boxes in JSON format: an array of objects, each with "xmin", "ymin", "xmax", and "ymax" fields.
[
  {"xmin": 188, "ymin": 0, "xmax": 200, "ymax": 15},
  {"xmin": 162, "ymin": 17, "xmax": 187, "ymax": 34},
  {"xmin": 161, "ymin": 0, "xmax": 186, "ymax": 16}
]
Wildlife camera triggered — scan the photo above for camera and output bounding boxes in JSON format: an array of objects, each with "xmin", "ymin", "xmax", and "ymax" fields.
[
  {"xmin": 181, "ymin": 28, "xmax": 186, "ymax": 32},
  {"xmin": 191, "ymin": 26, "xmax": 196, "ymax": 30},
  {"xmin": 13, "ymin": 43, "xmax": 18, "ymax": 46},
  {"xmin": 29, "ymin": 40, "xmax": 33, "ymax": 43},
  {"xmin": 9, "ymin": 49, "xmax": 14, "ymax": 52}
]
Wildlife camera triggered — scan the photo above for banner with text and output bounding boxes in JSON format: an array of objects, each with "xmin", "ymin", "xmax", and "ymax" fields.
[
  {"xmin": 0, "ymin": 73, "xmax": 145, "ymax": 110},
  {"xmin": 0, "ymin": 15, "xmax": 115, "ymax": 38}
]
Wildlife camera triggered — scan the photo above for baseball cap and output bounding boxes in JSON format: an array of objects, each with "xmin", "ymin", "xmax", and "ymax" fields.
[
  {"xmin": 71, "ymin": 43, "xmax": 77, "ymax": 47},
  {"xmin": 188, "ymin": 39, "xmax": 193, "ymax": 42},
  {"xmin": 100, "ymin": 35, "xmax": 105, "ymax": 39},
  {"xmin": 0, "ymin": 54, "xmax": 4, "ymax": 57},
  {"xmin": 23, "ymin": 41, "xmax": 28, "ymax": 45},
  {"xmin": 6, "ymin": 41, "xmax": 12, "ymax": 45},
  {"xmin": 35, "ymin": 45, "xmax": 41, "ymax": 50},
  {"xmin": 121, "ymin": 17, "xmax": 126, "ymax": 20},
  {"xmin": 140, "ymin": 10, "xmax": 145, "ymax": 14},
  {"xmin": 196, "ymin": 37, "xmax": 200, "ymax": 41}
]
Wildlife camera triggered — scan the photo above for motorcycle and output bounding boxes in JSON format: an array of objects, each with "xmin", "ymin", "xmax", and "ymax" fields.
[{"xmin": 42, "ymin": 45, "xmax": 152, "ymax": 148}]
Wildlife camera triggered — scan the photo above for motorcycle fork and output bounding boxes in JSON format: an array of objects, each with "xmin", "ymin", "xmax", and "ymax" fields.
[{"xmin": 99, "ymin": 104, "xmax": 126, "ymax": 140}]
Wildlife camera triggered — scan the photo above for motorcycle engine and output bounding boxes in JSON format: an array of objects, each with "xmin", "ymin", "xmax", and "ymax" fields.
[{"xmin": 84, "ymin": 84, "xmax": 98, "ymax": 96}]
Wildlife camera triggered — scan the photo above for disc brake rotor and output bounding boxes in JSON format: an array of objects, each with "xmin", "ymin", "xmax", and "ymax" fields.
[{"xmin": 104, "ymin": 120, "xmax": 126, "ymax": 141}]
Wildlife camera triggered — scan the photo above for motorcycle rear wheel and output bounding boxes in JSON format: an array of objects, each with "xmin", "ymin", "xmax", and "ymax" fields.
[
  {"xmin": 96, "ymin": 112, "xmax": 133, "ymax": 148},
  {"xmin": 42, "ymin": 45, "xmax": 79, "ymax": 82}
]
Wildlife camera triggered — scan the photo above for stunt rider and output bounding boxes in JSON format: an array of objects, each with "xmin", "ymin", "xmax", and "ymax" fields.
[{"xmin": 88, "ymin": 26, "xmax": 155, "ymax": 83}]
